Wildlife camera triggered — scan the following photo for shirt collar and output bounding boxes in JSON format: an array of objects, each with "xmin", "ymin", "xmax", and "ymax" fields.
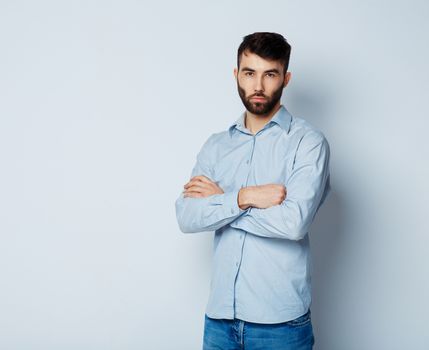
[{"xmin": 228, "ymin": 104, "xmax": 292, "ymax": 137}]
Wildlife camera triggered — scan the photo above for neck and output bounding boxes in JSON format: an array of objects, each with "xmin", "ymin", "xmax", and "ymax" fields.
[{"xmin": 245, "ymin": 102, "xmax": 282, "ymax": 134}]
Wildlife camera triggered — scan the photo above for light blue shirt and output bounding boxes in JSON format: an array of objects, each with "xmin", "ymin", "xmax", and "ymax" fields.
[{"xmin": 175, "ymin": 104, "xmax": 331, "ymax": 324}]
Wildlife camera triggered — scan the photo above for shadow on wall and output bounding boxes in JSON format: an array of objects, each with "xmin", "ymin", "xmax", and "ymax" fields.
[
  {"xmin": 309, "ymin": 190, "xmax": 347, "ymax": 350},
  {"xmin": 285, "ymin": 64, "xmax": 352, "ymax": 350}
]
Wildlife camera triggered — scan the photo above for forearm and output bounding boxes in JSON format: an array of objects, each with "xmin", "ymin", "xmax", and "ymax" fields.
[
  {"xmin": 231, "ymin": 174, "xmax": 331, "ymax": 240},
  {"xmin": 175, "ymin": 189, "xmax": 249, "ymax": 233},
  {"xmin": 237, "ymin": 187, "xmax": 254, "ymax": 210},
  {"xmin": 231, "ymin": 133, "xmax": 331, "ymax": 240}
]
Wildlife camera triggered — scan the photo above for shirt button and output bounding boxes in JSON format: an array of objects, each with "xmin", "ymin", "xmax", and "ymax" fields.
[
  {"xmin": 236, "ymin": 262, "xmax": 239, "ymax": 267},
  {"xmin": 246, "ymin": 160, "xmax": 249, "ymax": 164},
  {"xmin": 231, "ymin": 208, "xmax": 235, "ymax": 214}
]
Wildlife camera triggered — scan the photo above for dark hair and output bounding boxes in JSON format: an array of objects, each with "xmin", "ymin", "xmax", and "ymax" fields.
[{"xmin": 237, "ymin": 32, "xmax": 291, "ymax": 75}]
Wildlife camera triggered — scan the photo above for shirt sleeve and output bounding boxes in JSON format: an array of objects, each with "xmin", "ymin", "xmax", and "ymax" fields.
[
  {"xmin": 229, "ymin": 131, "xmax": 331, "ymax": 241},
  {"xmin": 175, "ymin": 134, "xmax": 249, "ymax": 233}
]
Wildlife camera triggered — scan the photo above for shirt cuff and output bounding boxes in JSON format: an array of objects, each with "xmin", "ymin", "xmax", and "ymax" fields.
[{"xmin": 223, "ymin": 189, "xmax": 248, "ymax": 216}]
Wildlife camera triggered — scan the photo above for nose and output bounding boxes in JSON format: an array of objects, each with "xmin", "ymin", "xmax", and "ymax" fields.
[{"xmin": 254, "ymin": 75, "xmax": 264, "ymax": 93}]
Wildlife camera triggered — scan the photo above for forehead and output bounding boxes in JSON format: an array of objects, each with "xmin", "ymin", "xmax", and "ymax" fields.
[{"xmin": 239, "ymin": 50, "xmax": 283, "ymax": 71}]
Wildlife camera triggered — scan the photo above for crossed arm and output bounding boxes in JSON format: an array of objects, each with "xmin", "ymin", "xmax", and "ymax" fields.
[
  {"xmin": 174, "ymin": 153, "xmax": 250, "ymax": 233},
  {"xmin": 175, "ymin": 132, "xmax": 331, "ymax": 240}
]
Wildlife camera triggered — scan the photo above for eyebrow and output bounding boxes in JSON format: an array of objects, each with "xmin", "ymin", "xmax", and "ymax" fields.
[{"xmin": 241, "ymin": 67, "xmax": 281, "ymax": 74}]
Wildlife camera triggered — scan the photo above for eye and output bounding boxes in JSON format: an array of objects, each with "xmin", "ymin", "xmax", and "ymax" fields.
[
  {"xmin": 266, "ymin": 73, "xmax": 276, "ymax": 78},
  {"xmin": 244, "ymin": 72, "xmax": 254, "ymax": 76}
]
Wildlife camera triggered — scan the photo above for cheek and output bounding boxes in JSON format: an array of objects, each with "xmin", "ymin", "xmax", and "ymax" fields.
[
  {"xmin": 267, "ymin": 82, "xmax": 283, "ymax": 97},
  {"xmin": 238, "ymin": 78, "xmax": 252, "ymax": 90},
  {"xmin": 243, "ymin": 85, "xmax": 255, "ymax": 98}
]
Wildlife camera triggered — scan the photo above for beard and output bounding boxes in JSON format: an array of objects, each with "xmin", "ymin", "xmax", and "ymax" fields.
[{"xmin": 237, "ymin": 80, "xmax": 284, "ymax": 116}]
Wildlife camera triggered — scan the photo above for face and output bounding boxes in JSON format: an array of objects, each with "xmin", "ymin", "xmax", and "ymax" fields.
[{"xmin": 234, "ymin": 50, "xmax": 291, "ymax": 115}]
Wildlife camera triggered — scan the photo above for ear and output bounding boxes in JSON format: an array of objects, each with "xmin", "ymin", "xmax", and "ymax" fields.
[
  {"xmin": 283, "ymin": 71, "xmax": 292, "ymax": 87},
  {"xmin": 233, "ymin": 67, "xmax": 238, "ymax": 80}
]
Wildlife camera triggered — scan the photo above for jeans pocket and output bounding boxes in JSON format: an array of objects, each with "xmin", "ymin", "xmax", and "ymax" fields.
[{"xmin": 284, "ymin": 310, "xmax": 311, "ymax": 327}]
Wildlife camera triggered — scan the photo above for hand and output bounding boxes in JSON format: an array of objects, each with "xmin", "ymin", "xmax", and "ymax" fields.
[
  {"xmin": 183, "ymin": 175, "xmax": 224, "ymax": 198},
  {"xmin": 240, "ymin": 184, "xmax": 286, "ymax": 209}
]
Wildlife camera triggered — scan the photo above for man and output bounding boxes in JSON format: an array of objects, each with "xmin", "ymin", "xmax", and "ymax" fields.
[{"xmin": 175, "ymin": 32, "xmax": 330, "ymax": 350}]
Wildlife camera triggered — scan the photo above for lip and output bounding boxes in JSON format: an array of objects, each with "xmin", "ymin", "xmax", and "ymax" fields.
[{"xmin": 251, "ymin": 97, "xmax": 266, "ymax": 101}]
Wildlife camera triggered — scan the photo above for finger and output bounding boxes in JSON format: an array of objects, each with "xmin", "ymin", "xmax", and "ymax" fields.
[
  {"xmin": 185, "ymin": 184, "xmax": 209, "ymax": 193},
  {"xmin": 184, "ymin": 179, "xmax": 205, "ymax": 189},
  {"xmin": 190, "ymin": 175, "xmax": 214, "ymax": 184},
  {"xmin": 184, "ymin": 181, "xmax": 194, "ymax": 189},
  {"xmin": 185, "ymin": 181, "xmax": 212, "ymax": 191}
]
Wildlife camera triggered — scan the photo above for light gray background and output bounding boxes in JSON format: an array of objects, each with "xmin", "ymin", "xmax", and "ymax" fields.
[{"xmin": 1, "ymin": 0, "xmax": 428, "ymax": 349}]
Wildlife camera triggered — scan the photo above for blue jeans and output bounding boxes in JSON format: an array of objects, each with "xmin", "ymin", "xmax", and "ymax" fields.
[{"xmin": 202, "ymin": 309, "xmax": 314, "ymax": 350}]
